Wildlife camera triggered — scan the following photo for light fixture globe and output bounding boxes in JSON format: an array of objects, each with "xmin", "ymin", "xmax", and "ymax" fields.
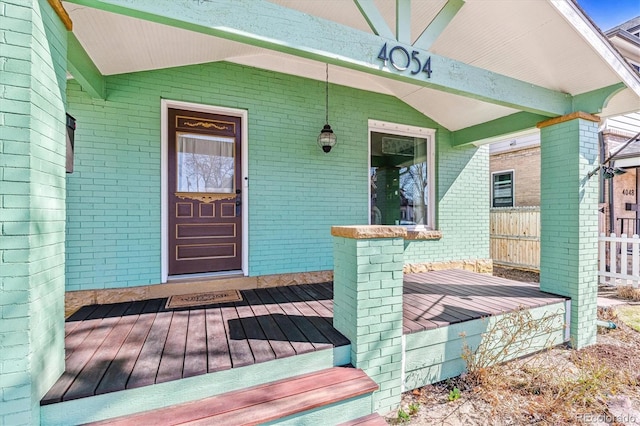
[
  {"xmin": 317, "ymin": 63, "xmax": 337, "ymax": 153},
  {"xmin": 317, "ymin": 124, "xmax": 337, "ymax": 153}
]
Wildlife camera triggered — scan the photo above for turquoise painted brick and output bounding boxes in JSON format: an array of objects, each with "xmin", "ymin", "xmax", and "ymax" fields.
[
  {"xmin": 357, "ymin": 263, "xmax": 382, "ymax": 274},
  {"xmin": 333, "ymin": 231, "xmax": 404, "ymax": 414},
  {"xmin": 0, "ymin": 1, "xmax": 67, "ymax": 424},
  {"xmin": 540, "ymin": 117, "xmax": 598, "ymax": 349},
  {"xmin": 66, "ymin": 55, "xmax": 487, "ymax": 289}
]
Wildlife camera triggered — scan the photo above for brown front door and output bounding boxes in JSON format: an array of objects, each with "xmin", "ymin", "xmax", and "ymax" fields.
[{"xmin": 168, "ymin": 108, "xmax": 242, "ymax": 275}]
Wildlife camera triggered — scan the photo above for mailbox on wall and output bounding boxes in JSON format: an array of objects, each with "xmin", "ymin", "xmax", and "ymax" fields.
[{"xmin": 66, "ymin": 113, "xmax": 76, "ymax": 173}]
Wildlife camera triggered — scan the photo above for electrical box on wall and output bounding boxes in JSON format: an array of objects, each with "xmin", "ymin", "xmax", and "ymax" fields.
[{"xmin": 66, "ymin": 113, "xmax": 76, "ymax": 173}]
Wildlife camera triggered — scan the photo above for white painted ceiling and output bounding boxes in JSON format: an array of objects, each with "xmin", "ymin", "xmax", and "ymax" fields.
[{"xmin": 63, "ymin": 0, "xmax": 639, "ymax": 132}]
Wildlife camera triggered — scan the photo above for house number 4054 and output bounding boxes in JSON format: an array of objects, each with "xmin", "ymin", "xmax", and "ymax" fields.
[{"xmin": 378, "ymin": 43, "xmax": 432, "ymax": 78}]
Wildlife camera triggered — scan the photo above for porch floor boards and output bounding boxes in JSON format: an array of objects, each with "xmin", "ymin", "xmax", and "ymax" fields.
[
  {"xmin": 402, "ymin": 269, "xmax": 567, "ymax": 333},
  {"xmin": 42, "ymin": 270, "xmax": 566, "ymax": 405}
]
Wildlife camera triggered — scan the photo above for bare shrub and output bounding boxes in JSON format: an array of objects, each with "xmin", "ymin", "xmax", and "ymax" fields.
[
  {"xmin": 457, "ymin": 307, "xmax": 637, "ymax": 424},
  {"xmin": 460, "ymin": 307, "xmax": 561, "ymax": 387},
  {"xmin": 616, "ymin": 285, "xmax": 640, "ymax": 301}
]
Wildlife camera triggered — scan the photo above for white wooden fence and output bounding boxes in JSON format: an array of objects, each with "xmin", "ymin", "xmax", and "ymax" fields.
[{"xmin": 599, "ymin": 233, "xmax": 640, "ymax": 287}]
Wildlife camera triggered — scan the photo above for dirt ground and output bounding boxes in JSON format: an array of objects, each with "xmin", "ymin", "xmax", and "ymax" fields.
[
  {"xmin": 385, "ymin": 267, "xmax": 640, "ymax": 425},
  {"xmin": 492, "ymin": 265, "xmax": 540, "ymax": 283}
]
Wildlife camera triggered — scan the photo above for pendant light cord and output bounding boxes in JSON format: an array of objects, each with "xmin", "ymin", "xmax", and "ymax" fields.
[{"xmin": 325, "ymin": 63, "xmax": 329, "ymax": 125}]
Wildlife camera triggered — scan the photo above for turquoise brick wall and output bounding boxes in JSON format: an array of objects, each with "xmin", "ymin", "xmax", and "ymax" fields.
[
  {"xmin": 0, "ymin": 0, "xmax": 67, "ymax": 424},
  {"xmin": 404, "ymin": 138, "xmax": 490, "ymax": 263},
  {"xmin": 539, "ymin": 117, "xmax": 599, "ymax": 349},
  {"xmin": 333, "ymin": 233, "xmax": 404, "ymax": 413},
  {"xmin": 66, "ymin": 61, "xmax": 488, "ymax": 290}
]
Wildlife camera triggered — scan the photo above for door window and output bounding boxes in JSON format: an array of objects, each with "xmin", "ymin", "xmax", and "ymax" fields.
[{"xmin": 177, "ymin": 133, "xmax": 235, "ymax": 194}]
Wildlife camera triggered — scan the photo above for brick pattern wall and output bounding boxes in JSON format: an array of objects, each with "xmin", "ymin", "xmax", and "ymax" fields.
[
  {"xmin": 404, "ymin": 140, "xmax": 490, "ymax": 264},
  {"xmin": 67, "ymin": 62, "xmax": 489, "ymax": 291},
  {"xmin": 0, "ymin": 0, "xmax": 67, "ymax": 423},
  {"xmin": 333, "ymin": 234, "xmax": 404, "ymax": 413},
  {"xmin": 540, "ymin": 117, "xmax": 599, "ymax": 349},
  {"xmin": 490, "ymin": 145, "xmax": 541, "ymax": 207}
]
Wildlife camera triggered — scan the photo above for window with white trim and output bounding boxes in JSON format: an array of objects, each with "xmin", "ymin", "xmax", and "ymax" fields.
[
  {"xmin": 492, "ymin": 171, "xmax": 514, "ymax": 207},
  {"xmin": 369, "ymin": 120, "xmax": 435, "ymax": 228}
]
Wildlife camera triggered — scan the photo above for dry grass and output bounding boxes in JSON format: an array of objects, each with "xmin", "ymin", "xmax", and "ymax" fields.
[
  {"xmin": 616, "ymin": 305, "xmax": 640, "ymax": 332},
  {"xmin": 459, "ymin": 309, "xmax": 627, "ymax": 424},
  {"xmin": 616, "ymin": 285, "xmax": 640, "ymax": 301},
  {"xmin": 390, "ymin": 269, "xmax": 640, "ymax": 425},
  {"xmin": 395, "ymin": 306, "xmax": 640, "ymax": 425}
]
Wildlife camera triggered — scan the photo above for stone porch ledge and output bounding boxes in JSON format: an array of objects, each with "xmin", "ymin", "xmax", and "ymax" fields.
[{"xmin": 331, "ymin": 225, "xmax": 442, "ymax": 240}]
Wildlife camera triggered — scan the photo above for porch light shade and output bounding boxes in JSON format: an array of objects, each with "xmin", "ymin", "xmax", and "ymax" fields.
[
  {"xmin": 602, "ymin": 166, "xmax": 627, "ymax": 179},
  {"xmin": 317, "ymin": 124, "xmax": 337, "ymax": 153}
]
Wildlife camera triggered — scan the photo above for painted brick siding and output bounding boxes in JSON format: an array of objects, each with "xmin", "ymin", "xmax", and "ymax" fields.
[
  {"xmin": 66, "ymin": 61, "xmax": 488, "ymax": 290},
  {"xmin": 490, "ymin": 145, "xmax": 541, "ymax": 207},
  {"xmin": 404, "ymin": 139, "xmax": 490, "ymax": 264},
  {"xmin": 0, "ymin": 0, "xmax": 67, "ymax": 424},
  {"xmin": 332, "ymin": 235, "xmax": 404, "ymax": 413},
  {"xmin": 540, "ymin": 118, "xmax": 599, "ymax": 348}
]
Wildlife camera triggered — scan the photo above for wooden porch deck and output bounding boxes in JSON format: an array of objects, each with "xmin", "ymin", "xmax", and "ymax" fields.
[{"xmin": 42, "ymin": 270, "xmax": 567, "ymax": 405}]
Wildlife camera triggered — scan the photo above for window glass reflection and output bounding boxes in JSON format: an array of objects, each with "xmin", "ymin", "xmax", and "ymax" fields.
[
  {"xmin": 177, "ymin": 133, "xmax": 235, "ymax": 193},
  {"xmin": 370, "ymin": 132, "xmax": 429, "ymax": 226}
]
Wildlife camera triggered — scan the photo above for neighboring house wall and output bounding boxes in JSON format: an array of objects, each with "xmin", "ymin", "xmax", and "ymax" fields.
[
  {"xmin": 0, "ymin": 1, "xmax": 67, "ymax": 424},
  {"xmin": 490, "ymin": 145, "xmax": 540, "ymax": 207},
  {"xmin": 603, "ymin": 128, "xmax": 640, "ymax": 235},
  {"xmin": 66, "ymin": 62, "xmax": 489, "ymax": 291}
]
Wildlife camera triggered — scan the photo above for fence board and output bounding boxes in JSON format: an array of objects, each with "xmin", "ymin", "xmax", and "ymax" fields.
[
  {"xmin": 490, "ymin": 207, "xmax": 540, "ymax": 271},
  {"xmin": 598, "ymin": 233, "xmax": 640, "ymax": 287}
]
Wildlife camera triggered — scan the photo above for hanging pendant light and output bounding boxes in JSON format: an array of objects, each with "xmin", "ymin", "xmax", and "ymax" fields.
[{"xmin": 317, "ymin": 64, "xmax": 337, "ymax": 153}]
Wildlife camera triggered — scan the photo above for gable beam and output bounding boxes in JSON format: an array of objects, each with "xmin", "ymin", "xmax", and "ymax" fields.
[
  {"xmin": 65, "ymin": 0, "xmax": 571, "ymax": 116},
  {"xmin": 396, "ymin": 0, "xmax": 411, "ymax": 44},
  {"xmin": 67, "ymin": 32, "xmax": 106, "ymax": 99},
  {"xmin": 353, "ymin": 0, "xmax": 395, "ymax": 40},
  {"xmin": 413, "ymin": 0, "xmax": 464, "ymax": 51},
  {"xmin": 451, "ymin": 112, "xmax": 548, "ymax": 146}
]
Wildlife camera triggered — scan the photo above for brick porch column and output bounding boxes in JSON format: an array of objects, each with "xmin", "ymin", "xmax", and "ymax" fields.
[
  {"xmin": 538, "ymin": 112, "xmax": 600, "ymax": 349},
  {"xmin": 0, "ymin": 2, "xmax": 69, "ymax": 424},
  {"xmin": 331, "ymin": 225, "xmax": 405, "ymax": 414}
]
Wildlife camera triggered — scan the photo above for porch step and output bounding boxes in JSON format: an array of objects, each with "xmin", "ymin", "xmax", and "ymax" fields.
[{"xmin": 85, "ymin": 367, "xmax": 378, "ymax": 425}]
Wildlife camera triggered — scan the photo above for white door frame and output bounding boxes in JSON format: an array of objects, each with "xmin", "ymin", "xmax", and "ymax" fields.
[{"xmin": 161, "ymin": 99, "xmax": 249, "ymax": 282}]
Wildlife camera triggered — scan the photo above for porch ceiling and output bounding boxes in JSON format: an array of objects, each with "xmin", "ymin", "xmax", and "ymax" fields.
[{"xmin": 63, "ymin": 0, "xmax": 639, "ymax": 131}]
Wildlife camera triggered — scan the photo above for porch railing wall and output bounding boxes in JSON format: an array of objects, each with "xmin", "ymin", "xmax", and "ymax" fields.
[
  {"xmin": 599, "ymin": 233, "xmax": 640, "ymax": 287},
  {"xmin": 490, "ymin": 207, "xmax": 540, "ymax": 271}
]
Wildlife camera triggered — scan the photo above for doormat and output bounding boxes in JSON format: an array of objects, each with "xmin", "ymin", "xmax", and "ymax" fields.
[{"xmin": 165, "ymin": 290, "xmax": 242, "ymax": 309}]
